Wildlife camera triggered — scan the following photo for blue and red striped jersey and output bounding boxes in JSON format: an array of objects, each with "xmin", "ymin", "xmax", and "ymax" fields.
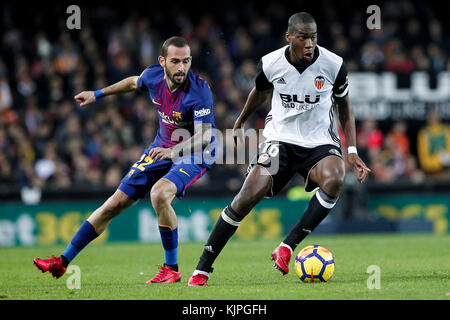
[{"xmin": 137, "ymin": 64, "xmax": 216, "ymax": 167}]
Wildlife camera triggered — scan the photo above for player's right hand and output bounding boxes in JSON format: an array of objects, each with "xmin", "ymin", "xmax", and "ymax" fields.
[
  {"xmin": 232, "ymin": 120, "xmax": 245, "ymax": 148},
  {"xmin": 74, "ymin": 91, "xmax": 96, "ymax": 107}
]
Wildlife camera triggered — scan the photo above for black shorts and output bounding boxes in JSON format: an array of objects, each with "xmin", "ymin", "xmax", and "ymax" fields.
[{"xmin": 247, "ymin": 141, "xmax": 343, "ymax": 198}]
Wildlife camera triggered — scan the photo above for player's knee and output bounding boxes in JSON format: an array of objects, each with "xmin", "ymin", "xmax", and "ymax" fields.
[
  {"xmin": 150, "ymin": 185, "xmax": 173, "ymax": 211},
  {"xmin": 321, "ymin": 172, "xmax": 345, "ymax": 197}
]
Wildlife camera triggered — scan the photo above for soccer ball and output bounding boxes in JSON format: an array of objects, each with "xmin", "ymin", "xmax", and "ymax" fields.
[{"xmin": 294, "ymin": 245, "xmax": 335, "ymax": 282}]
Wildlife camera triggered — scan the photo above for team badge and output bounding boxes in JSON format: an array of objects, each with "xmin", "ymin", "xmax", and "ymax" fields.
[
  {"xmin": 257, "ymin": 153, "xmax": 271, "ymax": 167},
  {"xmin": 314, "ymin": 76, "xmax": 325, "ymax": 90},
  {"xmin": 172, "ymin": 111, "xmax": 182, "ymax": 120}
]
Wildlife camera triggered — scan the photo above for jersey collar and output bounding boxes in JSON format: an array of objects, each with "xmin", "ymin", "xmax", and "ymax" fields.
[{"xmin": 284, "ymin": 45, "xmax": 320, "ymax": 74}]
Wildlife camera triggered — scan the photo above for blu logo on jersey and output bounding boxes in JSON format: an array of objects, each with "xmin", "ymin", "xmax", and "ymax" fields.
[
  {"xmin": 279, "ymin": 94, "xmax": 321, "ymax": 112},
  {"xmin": 279, "ymin": 94, "xmax": 320, "ymax": 104}
]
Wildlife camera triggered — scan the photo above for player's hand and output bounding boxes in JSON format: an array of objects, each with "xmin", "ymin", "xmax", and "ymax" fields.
[
  {"xmin": 149, "ymin": 147, "xmax": 173, "ymax": 161},
  {"xmin": 347, "ymin": 153, "xmax": 371, "ymax": 183},
  {"xmin": 74, "ymin": 91, "xmax": 96, "ymax": 107},
  {"xmin": 232, "ymin": 119, "xmax": 245, "ymax": 148}
]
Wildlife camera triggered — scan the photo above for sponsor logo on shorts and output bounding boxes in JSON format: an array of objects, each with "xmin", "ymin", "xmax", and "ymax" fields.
[
  {"xmin": 329, "ymin": 148, "xmax": 342, "ymax": 157},
  {"xmin": 257, "ymin": 153, "xmax": 271, "ymax": 166},
  {"xmin": 179, "ymin": 168, "xmax": 190, "ymax": 176}
]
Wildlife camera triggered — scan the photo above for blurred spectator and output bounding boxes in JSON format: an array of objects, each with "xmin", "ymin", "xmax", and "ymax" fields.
[
  {"xmin": 360, "ymin": 41, "xmax": 384, "ymax": 71},
  {"xmin": 34, "ymin": 142, "xmax": 57, "ymax": 181},
  {"xmin": 427, "ymin": 43, "xmax": 446, "ymax": 72},
  {"xmin": 384, "ymin": 46, "xmax": 415, "ymax": 73},
  {"xmin": 403, "ymin": 155, "xmax": 426, "ymax": 183},
  {"xmin": 410, "ymin": 45, "xmax": 430, "ymax": 71},
  {"xmin": 387, "ymin": 121, "xmax": 410, "ymax": 157},
  {"xmin": 0, "ymin": 70, "xmax": 13, "ymax": 111},
  {"xmin": 233, "ymin": 59, "xmax": 256, "ymax": 96},
  {"xmin": 367, "ymin": 147, "xmax": 395, "ymax": 183},
  {"xmin": 417, "ymin": 109, "xmax": 450, "ymax": 178},
  {"xmin": 357, "ymin": 119, "xmax": 384, "ymax": 151},
  {"xmin": 53, "ymin": 34, "xmax": 80, "ymax": 75}
]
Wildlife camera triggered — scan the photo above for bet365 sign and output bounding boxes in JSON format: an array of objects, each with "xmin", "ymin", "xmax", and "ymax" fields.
[{"xmin": 0, "ymin": 200, "xmax": 288, "ymax": 247}]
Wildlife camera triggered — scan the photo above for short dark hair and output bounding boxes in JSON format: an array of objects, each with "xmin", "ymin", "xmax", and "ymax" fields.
[
  {"xmin": 287, "ymin": 12, "xmax": 317, "ymax": 33},
  {"xmin": 161, "ymin": 36, "xmax": 190, "ymax": 57}
]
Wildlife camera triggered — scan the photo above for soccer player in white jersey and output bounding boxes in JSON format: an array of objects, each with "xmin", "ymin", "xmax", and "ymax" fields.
[{"xmin": 188, "ymin": 12, "xmax": 371, "ymax": 286}]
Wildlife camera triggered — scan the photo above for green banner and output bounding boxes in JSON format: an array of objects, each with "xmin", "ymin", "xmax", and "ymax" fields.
[
  {"xmin": 0, "ymin": 198, "xmax": 309, "ymax": 247},
  {"xmin": 368, "ymin": 193, "xmax": 450, "ymax": 234},
  {"xmin": 1, "ymin": 192, "xmax": 449, "ymax": 247}
]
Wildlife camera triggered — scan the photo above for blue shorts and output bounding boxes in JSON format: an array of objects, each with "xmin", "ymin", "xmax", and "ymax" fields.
[{"xmin": 118, "ymin": 151, "xmax": 209, "ymax": 201}]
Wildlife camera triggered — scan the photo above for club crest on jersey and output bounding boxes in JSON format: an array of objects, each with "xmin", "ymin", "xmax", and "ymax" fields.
[
  {"xmin": 314, "ymin": 76, "xmax": 325, "ymax": 90},
  {"xmin": 172, "ymin": 111, "xmax": 182, "ymax": 120},
  {"xmin": 158, "ymin": 110, "xmax": 190, "ymax": 126}
]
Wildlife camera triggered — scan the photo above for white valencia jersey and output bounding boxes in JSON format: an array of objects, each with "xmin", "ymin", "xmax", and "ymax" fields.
[{"xmin": 259, "ymin": 45, "xmax": 348, "ymax": 148}]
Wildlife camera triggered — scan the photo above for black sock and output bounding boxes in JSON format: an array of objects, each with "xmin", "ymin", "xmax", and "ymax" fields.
[
  {"xmin": 283, "ymin": 189, "xmax": 338, "ymax": 252},
  {"xmin": 164, "ymin": 263, "xmax": 179, "ymax": 272},
  {"xmin": 61, "ymin": 255, "xmax": 70, "ymax": 268},
  {"xmin": 195, "ymin": 205, "xmax": 243, "ymax": 273}
]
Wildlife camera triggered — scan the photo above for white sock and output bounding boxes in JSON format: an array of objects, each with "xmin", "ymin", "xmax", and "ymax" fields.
[
  {"xmin": 280, "ymin": 242, "xmax": 293, "ymax": 254},
  {"xmin": 193, "ymin": 270, "xmax": 210, "ymax": 278}
]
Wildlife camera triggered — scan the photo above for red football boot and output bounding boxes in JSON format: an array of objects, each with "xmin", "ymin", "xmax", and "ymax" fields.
[
  {"xmin": 188, "ymin": 272, "xmax": 209, "ymax": 287},
  {"xmin": 146, "ymin": 265, "xmax": 181, "ymax": 284},
  {"xmin": 33, "ymin": 256, "xmax": 66, "ymax": 279},
  {"xmin": 270, "ymin": 244, "xmax": 292, "ymax": 275}
]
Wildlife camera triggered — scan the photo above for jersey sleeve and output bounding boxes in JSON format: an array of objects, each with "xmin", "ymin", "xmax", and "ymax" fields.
[
  {"xmin": 136, "ymin": 66, "xmax": 159, "ymax": 91},
  {"xmin": 332, "ymin": 61, "xmax": 349, "ymax": 98},
  {"xmin": 255, "ymin": 59, "xmax": 274, "ymax": 91},
  {"xmin": 193, "ymin": 84, "xmax": 215, "ymax": 124}
]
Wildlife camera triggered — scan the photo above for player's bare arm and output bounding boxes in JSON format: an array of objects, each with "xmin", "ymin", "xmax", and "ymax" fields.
[
  {"xmin": 149, "ymin": 122, "xmax": 212, "ymax": 161},
  {"xmin": 335, "ymin": 95, "xmax": 371, "ymax": 183},
  {"xmin": 233, "ymin": 87, "xmax": 272, "ymax": 146},
  {"xmin": 74, "ymin": 76, "xmax": 139, "ymax": 107}
]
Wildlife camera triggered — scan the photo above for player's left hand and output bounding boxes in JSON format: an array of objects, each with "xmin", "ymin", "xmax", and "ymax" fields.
[
  {"xmin": 149, "ymin": 147, "xmax": 173, "ymax": 161},
  {"xmin": 347, "ymin": 153, "xmax": 371, "ymax": 183}
]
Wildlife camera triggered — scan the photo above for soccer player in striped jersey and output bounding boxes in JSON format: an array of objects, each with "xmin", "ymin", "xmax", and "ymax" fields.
[
  {"xmin": 188, "ymin": 12, "xmax": 370, "ymax": 286},
  {"xmin": 34, "ymin": 36, "xmax": 216, "ymax": 284}
]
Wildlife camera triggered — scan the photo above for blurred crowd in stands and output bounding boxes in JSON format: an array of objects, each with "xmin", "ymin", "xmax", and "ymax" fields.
[{"xmin": 0, "ymin": 0, "xmax": 449, "ymax": 196}]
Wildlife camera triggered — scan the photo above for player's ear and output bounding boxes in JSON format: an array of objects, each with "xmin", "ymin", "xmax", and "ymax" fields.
[
  {"xmin": 158, "ymin": 56, "xmax": 165, "ymax": 68},
  {"xmin": 285, "ymin": 32, "xmax": 291, "ymax": 43}
]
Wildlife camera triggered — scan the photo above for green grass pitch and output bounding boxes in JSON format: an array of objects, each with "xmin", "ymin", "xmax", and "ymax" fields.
[{"xmin": 0, "ymin": 233, "xmax": 448, "ymax": 300}]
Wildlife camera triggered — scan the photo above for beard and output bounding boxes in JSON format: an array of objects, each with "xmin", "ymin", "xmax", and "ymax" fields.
[{"xmin": 165, "ymin": 67, "xmax": 187, "ymax": 87}]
